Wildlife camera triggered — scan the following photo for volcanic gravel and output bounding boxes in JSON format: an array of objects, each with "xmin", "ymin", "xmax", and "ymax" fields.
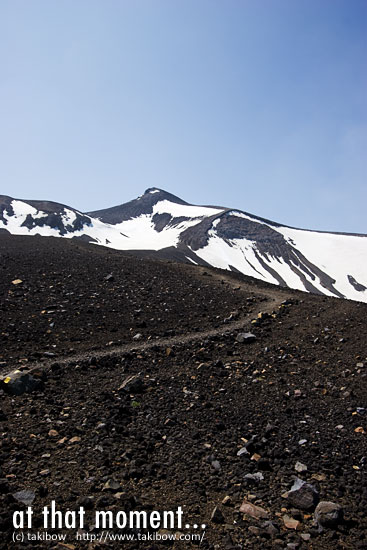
[{"xmin": 0, "ymin": 234, "xmax": 366, "ymax": 550}]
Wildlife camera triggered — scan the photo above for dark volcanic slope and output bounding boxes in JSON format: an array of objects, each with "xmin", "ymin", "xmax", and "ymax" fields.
[
  {"xmin": 0, "ymin": 234, "xmax": 252, "ymax": 366},
  {"xmin": 0, "ymin": 235, "xmax": 366, "ymax": 550}
]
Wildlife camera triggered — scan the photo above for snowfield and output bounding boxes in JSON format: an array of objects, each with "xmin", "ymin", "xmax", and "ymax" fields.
[{"xmin": 1, "ymin": 191, "xmax": 366, "ymax": 303}]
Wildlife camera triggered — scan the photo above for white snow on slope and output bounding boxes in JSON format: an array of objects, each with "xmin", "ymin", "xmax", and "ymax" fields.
[
  {"xmin": 152, "ymin": 200, "xmax": 223, "ymax": 218},
  {"xmin": 275, "ymin": 226, "xmax": 367, "ymax": 302},
  {"xmin": 0, "ymin": 199, "xmax": 210, "ymax": 251},
  {"xmin": 193, "ymin": 213, "xmax": 367, "ymax": 303}
]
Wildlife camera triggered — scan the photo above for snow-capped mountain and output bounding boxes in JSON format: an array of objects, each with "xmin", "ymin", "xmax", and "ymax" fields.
[{"xmin": 1, "ymin": 188, "xmax": 366, "ymax": 302}]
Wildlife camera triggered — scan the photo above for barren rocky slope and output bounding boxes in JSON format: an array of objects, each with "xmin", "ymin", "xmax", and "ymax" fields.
[{"xmin": 0, "ymin": 234, "xmax": 366, "ymax": 549}]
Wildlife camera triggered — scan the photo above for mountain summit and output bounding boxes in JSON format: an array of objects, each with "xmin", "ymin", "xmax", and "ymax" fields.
[{"xmin": 0, "ymin": 189, "xmax": 366, "ymax": 302}]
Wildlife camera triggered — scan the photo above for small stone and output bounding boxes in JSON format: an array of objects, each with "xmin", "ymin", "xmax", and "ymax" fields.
[
  {"xmin": 282, "ymin": 515, "xmax": 301, "ymax": 530},
  {"xmin": 314, "ymin": 501, "xmax": 343, "ymax": 530},
  {"xmin": 237, "ymin": 447, "xmax": 249, "ymax": 457},
  {"xmin": 262, "ymin": 520, "xmax": 278, "ymax": 536},
  {"xmin": 69, "ymin": 436, "xmax": 81, "ymax": 444},
  {"xmin": 240, "ymin": 499, "xmax": 269, "ymax": 519},
  {"xmin": 248, "ymin": 526, "xmax": 260, "ymax": 535},
  {"xmin": 211, "ymin": 460, "xmax": 221, "ymax": 471},
  {"xmin": 12, "ymin": 489, "xmax": 36, "ymax": 506},
  {"xmin": 118, "ymin": 374, "xmax": 144, "ymax": 394},
  {"xmin": 287, "ymin": 478, "xmax": 319, "ymax": 511},
  {"xmin": 251, "ymin": 453, "xmax": 261, "ymax": 461},
  {"xmin": 298, "ymin": 439, "xmax": 307, "ymax": 445},
  {"xmin": 12, "ymin": 279, "xmax": 23, "ymax": 285},
  {"xmin": 210, "ymin": 506, "xmax": 225, "ymax": 524},
  {"xmin": 311, "ymin": 473, "xmax": 326, "ymax": 482},
  {"xmin": 301, "ymin": 533, "xmax": 311, "ymax": 541},
  {"xmin": 48, "ymin": 429, "xmax": 59, "ymax": 437},
  {"xmin": 103, "ymin": 479, "xmax": 122, "ymax": 491},
  {"xmin": 295, "ymin": 461, "xmax": 307, "ymax": 473},
  {"xmin": 236, "ymin": 332, "xmax": 256, "ymax": 344},
  {"xmin": 132, "ymin": 333, "xmax": 142, "ymax": 341},
  {"xmin": 222, "ymin": 496, "xmax": 231, "ymax": 506},
  {"xmin": 1, "ymin": 371, "xmax": 44, "ymax": 396},
  {"xmin": 244, "ymin": 472, "xmax": 264, "ymax": 483}
]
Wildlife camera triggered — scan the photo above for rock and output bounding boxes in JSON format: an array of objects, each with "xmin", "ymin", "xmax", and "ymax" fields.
[
  {"xmin": 287, "ymin": 478, "xmax": 319, "ymax": 511},
  {"xmin": 236, "ymin": 332, "xmax": 256, "ymax": 344},
  {"xmin": 103, "ymin": 479, "xmax": 122, "ymax": 491},
  {"xmin": 210, "ymin": 506, "xmax": 225, "ymax": 524},
  {"xmin": 48, "ymin": 429, "xmax": 59, "ymax": 437},
  {"xmin": 295, "ymin": 461, "xmax": 307, "ymax": 473},
  {"xmin": 314, "ymin": 501, "xmax": 343, "ymax": 530},
  {"xmin": 237, "ymin": 446, "xmax": 249, "ymax": 457},
  {"xmin": 211, "ymin": 460, "xmax": 221, "ymax": 471},
  {"xmin": 69, "ymin": 436, "xmax": 81, "ymax": 444},
  {"xmin": 244, "ymin": 472, "xmax": 264, "ymax": 483},
  {"xmin": 12, "ymin": 489, "xmax": 36, "ymax": 506},
  {"xmin": 104, "ymin": 273, "xmax": 114, "ymax": 282},
  {"xmin": 222, "ymin": 496, "xmax": 231, "ymax": 506},
  {"xmin": 132, "ymin": 333, "xmax": 142, "ymax": 341},
  {"xmin": 1, "ymin": 371, "xmax": 45, "ymax": 396},
  {"xmin": 282, "ymin": 514, "xmax": 301, "ymax": 530},
  {"xmin": 262, "ymin": 520, "xmax": 279, "ymax": 536},
  {"xmin": 12, "ymin": 279, "xmax": 23, "ymax": 285},
  {"xmin": 118, "ymin": 374, "xmax": 144, "ymax": 394},
  {"xmin": 300, "ymin": 533, "xmax": 311, "ymax": 541},
  {"xmin": 240, "ymin": 499, "xmax": 269, "ymax": 519}
]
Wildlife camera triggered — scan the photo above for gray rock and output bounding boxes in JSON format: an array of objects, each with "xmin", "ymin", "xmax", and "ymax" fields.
[
  {"xmin": 237, "ymin": 446, "xmax": 249, "ymax": 457},
  {"xmin": 244, "ymin": 472, "xmax": 264, "ymax": 483},
  {"xmin": 262, "ymin": 520, "xmax": 279, "ymax": 536},
  {"xmin": 236, "ymin": 332, "xmax": 256, "ymax": 344},
  {"xmin": 287, "ymin": 478, "xmax": 319, "ymax": 511},
  {"xmin": 1, "ymin": 371, "xmax": 45, "ymax": 396},
  {"xmin": 211, "ymin": 460, "xmax": 221, "ymax": 471},
  {"xmin": 295, "ymin": 461, "xmax": 307, "ymax": 473},
  {"xmin": 12, "ymin": 489, "xmax": 36, "ymax": 506},
  {"xmin": 314, "ymin": 501, "xmax": 343, "ymax": 530}
]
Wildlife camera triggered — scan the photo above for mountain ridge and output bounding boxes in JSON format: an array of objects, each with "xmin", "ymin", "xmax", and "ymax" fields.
[{"xmin": 0, "ymin": 188, "xmax": 366, "ymax": 302}]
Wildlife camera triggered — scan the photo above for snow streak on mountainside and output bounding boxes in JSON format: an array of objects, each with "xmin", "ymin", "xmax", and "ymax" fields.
[{"xmin": 0, "ymin": 188, "xmax": 366, "ymax": 302}]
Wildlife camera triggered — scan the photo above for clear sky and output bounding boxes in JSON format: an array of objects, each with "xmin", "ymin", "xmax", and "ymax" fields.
[{"xmin": 0, "ymin": 0, "xmax": 366, "ymax": 233}]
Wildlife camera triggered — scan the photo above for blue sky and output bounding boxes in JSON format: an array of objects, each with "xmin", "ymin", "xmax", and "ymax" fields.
[{"xmin": 0, "ymin": 0, "xmax": 366, "ymax": 232}]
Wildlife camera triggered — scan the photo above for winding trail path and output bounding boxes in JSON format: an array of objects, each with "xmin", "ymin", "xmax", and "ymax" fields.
[{"xmin": 1, "ymin": 265, "xmax": 293, "ymax": 379}]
